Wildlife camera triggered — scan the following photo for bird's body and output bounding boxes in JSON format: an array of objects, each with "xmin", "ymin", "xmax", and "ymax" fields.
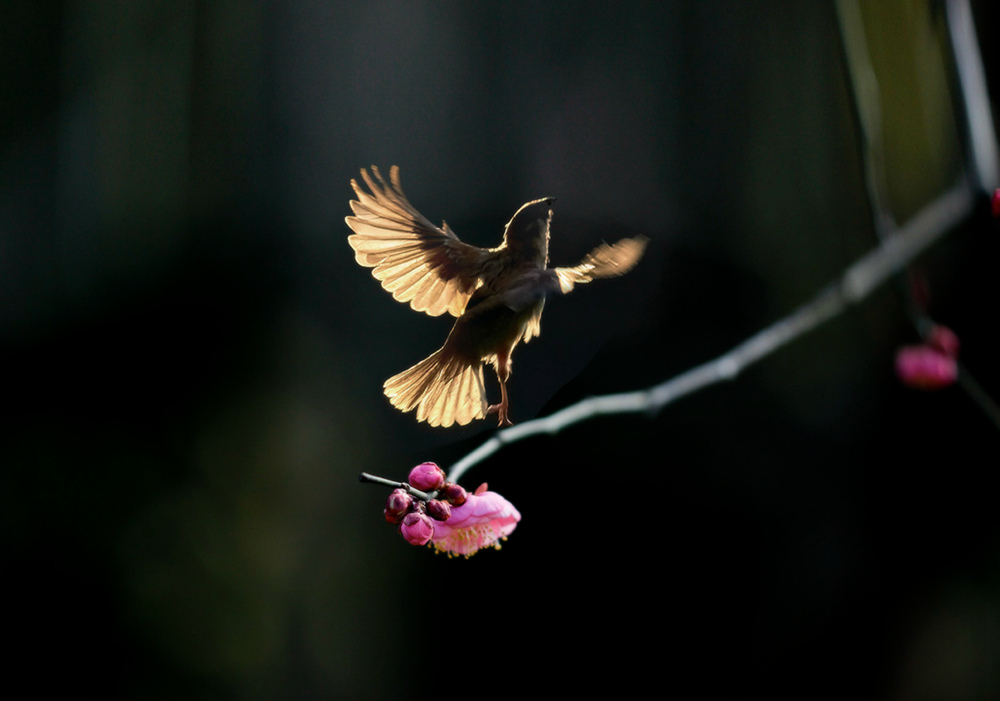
[{"xmin": 346, "ymin": 166, "xmax": 646, "ymax": 428}]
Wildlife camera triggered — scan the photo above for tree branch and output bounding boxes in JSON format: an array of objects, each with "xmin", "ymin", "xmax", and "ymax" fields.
[{"xmin": 447, "ymin": 179, "xmax": 975, "ymax": 484}]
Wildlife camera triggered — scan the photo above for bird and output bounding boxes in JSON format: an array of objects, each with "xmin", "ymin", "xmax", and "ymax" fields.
[{"xmin": 346, "ymin": 165, "xmax": 647, "ymax": 428}]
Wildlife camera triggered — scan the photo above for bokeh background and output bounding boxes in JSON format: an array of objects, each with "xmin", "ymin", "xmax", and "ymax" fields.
[{"xmin": 3, "ymin": 1, "xmax": 999, "ymax": 698}]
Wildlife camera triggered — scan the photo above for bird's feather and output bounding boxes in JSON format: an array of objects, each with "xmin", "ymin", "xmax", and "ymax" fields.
[
  {"xmin": 553, "ymin": 237, "xmax": 649, "ymax": 293},
  {"xmin": 383, "ymin": 347, "xmax": 487, "ymax": 428},
  {"xmin": 346, "ymin": 166, "xmax": 491, "ymax": 318}
]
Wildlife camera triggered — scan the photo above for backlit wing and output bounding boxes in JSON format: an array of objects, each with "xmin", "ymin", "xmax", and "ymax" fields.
[
  {"xmin": 346, "ymin": 166, "xmax": 489, "ymax": 317},
  {"xmin": 552, "ymin": 236, "xmax": 648, "ymax": 294}
]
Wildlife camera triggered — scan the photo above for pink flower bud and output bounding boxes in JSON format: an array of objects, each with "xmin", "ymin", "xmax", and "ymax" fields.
[
  {"xmin": 384, "ymin": 488, "xmax": 414, "ymax": 524},
  {"xmin": 895, "ymin": 345, "xmax": 957, "ymax": 390},
  {"xmin": 408, "ymin": 462, "xmax": 446, "ymax": 492},
  {"xmin": 926, "ymin": 325, "xmax": 960, "ymax": 358},
  {"xmin": 399, "ymin": 511, "xmax": 435, "ymax": 546},
  {"xmin": 426, "ymin": 499, "xmax": 452, "ymax": 521},
  {"xmin": 430, "ymin": 490, "xmax": 521, "ymax": 558},
  {"xmin": 439, "ymin": 482, "xmax": 468, "ymax": 507}
]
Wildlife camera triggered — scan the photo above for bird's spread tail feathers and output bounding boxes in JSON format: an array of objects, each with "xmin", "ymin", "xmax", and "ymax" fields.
[{"xmin": 383, "ymin": 348, "xmax": 487, "ymax": 427}]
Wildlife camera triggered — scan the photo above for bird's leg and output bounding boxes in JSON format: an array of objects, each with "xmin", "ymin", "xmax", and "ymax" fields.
[{"xmin": 487, "ymin": 350, "xmax": 513, "ymax": 427}]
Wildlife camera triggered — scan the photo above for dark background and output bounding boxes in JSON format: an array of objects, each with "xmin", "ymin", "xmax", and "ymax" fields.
[{"xmin": 2, "ymin": 1, "xmax": 998, "ymax": 698}]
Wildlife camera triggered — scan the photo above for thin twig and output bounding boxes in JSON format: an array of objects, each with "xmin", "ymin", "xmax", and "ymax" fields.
[
  {"xmin": 943, "ymin": 0, "xmax": 1000, "ymax": 195},
  {"xmin": 448, "ymin": 180, "xmax": 974, "ymax": 484},
  {"xmin": 837, "ymin": 0, "xmax": 1000, "ymax": 431},
  {"xmin": 359, "ymin": 472, "xmax": 435, "ymax": 501}
]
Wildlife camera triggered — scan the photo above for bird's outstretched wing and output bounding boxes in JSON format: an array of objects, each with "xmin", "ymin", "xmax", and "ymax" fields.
[
  {"xmin": 346, "ymin": 166, "xmax": 490, "ymax": 317},
  {"xmin": 552, "ymin": 236, "xmax": 649, "ymax": 294},
  {"xmin": 519, "ymin": 236, "xmax": 648, "ymax": 343}
]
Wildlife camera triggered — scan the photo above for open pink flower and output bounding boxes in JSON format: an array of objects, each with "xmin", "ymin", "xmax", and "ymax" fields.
[{"xmin": 430, "ymin": 488, "xmax": 521, "ymax": 557}]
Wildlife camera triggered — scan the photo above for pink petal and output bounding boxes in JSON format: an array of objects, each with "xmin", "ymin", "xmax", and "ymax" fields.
[{"xmin": 430, "ymin": 490, "xmax": 521, "ymax": 557}]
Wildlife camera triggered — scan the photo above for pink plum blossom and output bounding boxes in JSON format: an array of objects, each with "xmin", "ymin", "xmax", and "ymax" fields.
[
  {"xmin": 384, "ymin": 488, "xmax": 413, "ymax": 524},
  {"xmin": 426, "ymin": 498, "xmax": 452, "ymax": 522},
  {"xmin": 439, "ymin": 482, "xmax": 468, "ymax": 506},
  {"xmin": 408, "ymin": 462, "xmax": 446, "ymax": 491},
  {"xmin": 926, "ymin": 325, "xmax": 960, "ymax": 358},
  {"xmin": 400, "ymin": 512, "xmax": 435, "ymax": 546},
  {"xmin": 895, "ymin": 344, "xmax": 957, "ymax": 390},
  {"xmin": 429, "ymin": 488, "xmax": 521, "ymax": 557}
]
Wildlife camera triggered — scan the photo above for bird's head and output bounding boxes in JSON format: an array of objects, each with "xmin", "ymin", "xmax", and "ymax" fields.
[{"xmin": 502, "ymin": 197, "xmax": 555, "ymax": 263}]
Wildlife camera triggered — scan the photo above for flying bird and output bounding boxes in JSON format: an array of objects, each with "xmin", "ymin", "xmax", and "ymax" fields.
[{"xmin": 346, "ymin": 165, "xmax": 647, "ymax": 428}]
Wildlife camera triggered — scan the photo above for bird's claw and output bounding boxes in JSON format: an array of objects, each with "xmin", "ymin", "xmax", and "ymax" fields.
[{"xmin": 487, "ymin": 403, "xmax": 514, "ymax": 427}]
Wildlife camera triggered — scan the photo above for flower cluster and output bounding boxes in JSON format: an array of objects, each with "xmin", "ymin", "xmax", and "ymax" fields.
[
  {"xmin": 895, "ymin": 324, "xmax": 960, "ymax": 390},
  {"xmin": 381, "ymin": 462, "xmax": 521, "ymax": 557}
]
